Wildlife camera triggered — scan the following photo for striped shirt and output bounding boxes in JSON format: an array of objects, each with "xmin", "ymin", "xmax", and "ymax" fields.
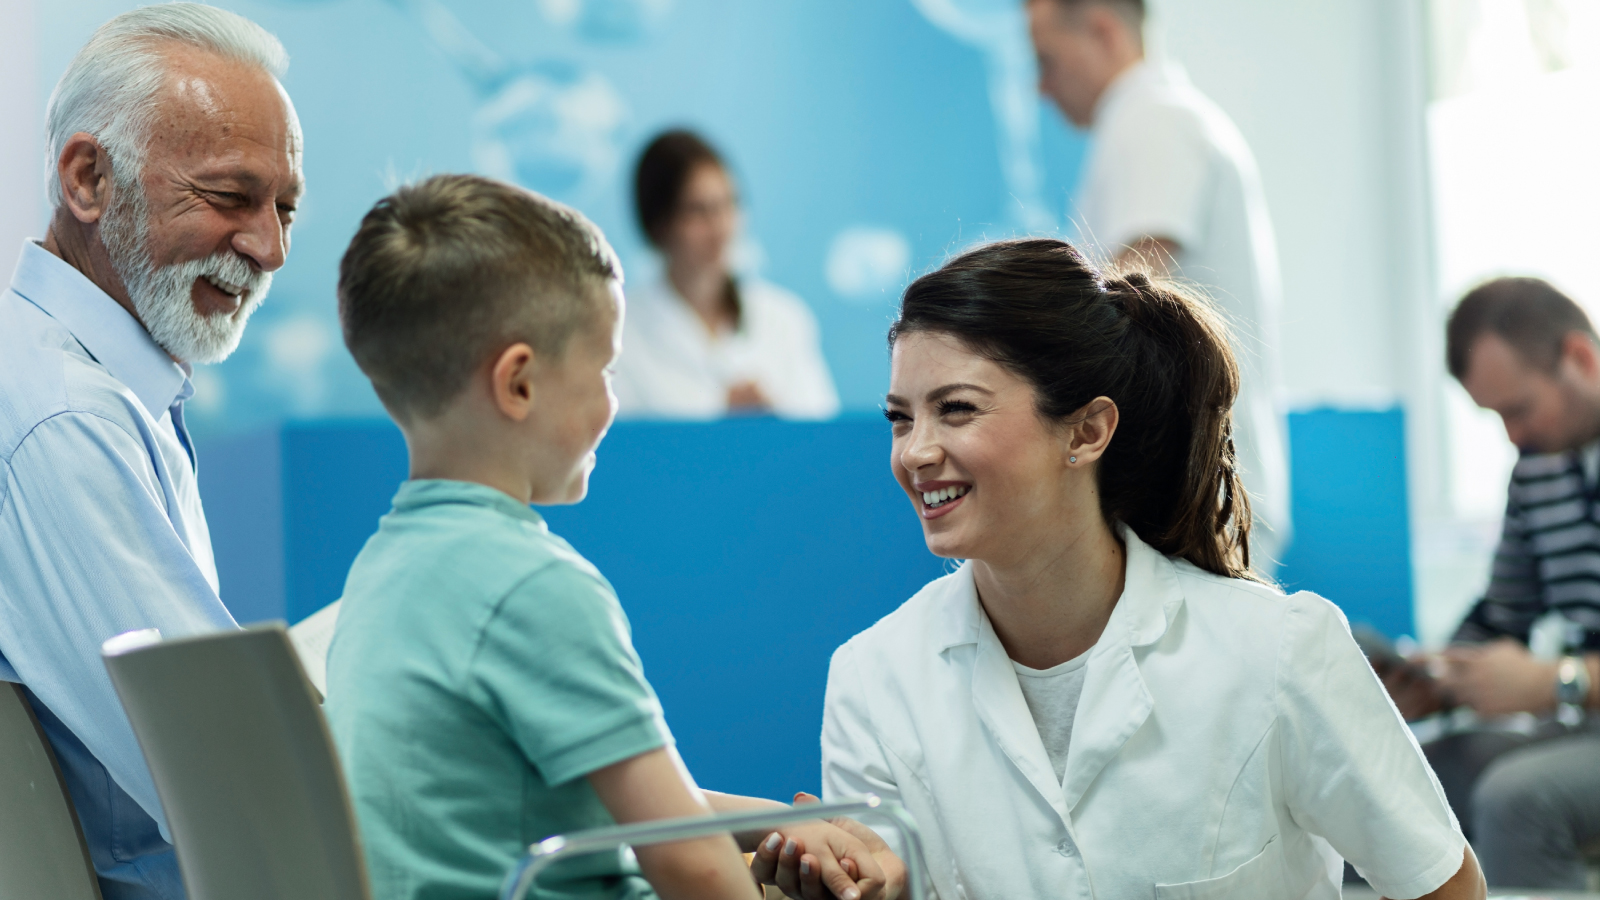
[{"xmin": 1455, "ymin": 442, "xmax": 1600, "ymax": 649}]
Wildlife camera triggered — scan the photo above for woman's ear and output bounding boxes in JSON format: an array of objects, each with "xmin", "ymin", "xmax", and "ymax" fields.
[
  {"xmin": 490, "ymin": 342, "xmax": 538, "ymax": 422},
  {"xmin": 1066, "ymin": 397, "xmax": 1119, "ymax": 466}
]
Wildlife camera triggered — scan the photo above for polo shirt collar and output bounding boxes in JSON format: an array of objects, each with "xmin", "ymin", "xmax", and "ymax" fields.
[
  {"xmin": 8, "ymin": 240, "xmax": 189, "ymax": 419},
  {"xmin": 391, "ymin": 479, "xmax": 548, "ymax": 528}
]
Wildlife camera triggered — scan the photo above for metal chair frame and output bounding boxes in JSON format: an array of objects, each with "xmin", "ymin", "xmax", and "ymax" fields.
[{"xmin": 500, "ymin": 796, "xmax": 926, "ymax": 900}]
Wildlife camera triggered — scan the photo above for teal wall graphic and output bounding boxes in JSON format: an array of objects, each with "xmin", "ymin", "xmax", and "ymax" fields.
[{"xmin": 38, "ymin": 0, "xmax": 1090, "ymax": 437}]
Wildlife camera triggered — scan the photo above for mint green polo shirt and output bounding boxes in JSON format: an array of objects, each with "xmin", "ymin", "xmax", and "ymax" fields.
[{"xmin": 325, "ymin": 480, "xmax": 670, "ymax": 900}]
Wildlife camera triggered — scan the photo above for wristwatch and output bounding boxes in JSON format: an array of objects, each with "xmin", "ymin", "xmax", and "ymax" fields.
[{"xmin": 1556, "ymin": 655, "xmax": 1591, "ymax": 709}]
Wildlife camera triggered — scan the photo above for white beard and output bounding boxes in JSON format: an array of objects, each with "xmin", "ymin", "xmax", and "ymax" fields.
[{"xmin": 100, "ymin": 176, "xmax": 272, "ymax": 364}]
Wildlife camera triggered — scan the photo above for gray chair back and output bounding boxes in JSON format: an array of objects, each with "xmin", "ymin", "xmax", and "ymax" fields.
[
  {"xmin": 101, "ymin": 624, "xmax": 371, "ymax": 900},
  {"xmin": 0, "ymin": 682, "xmax": 103, "ymax": 900}
]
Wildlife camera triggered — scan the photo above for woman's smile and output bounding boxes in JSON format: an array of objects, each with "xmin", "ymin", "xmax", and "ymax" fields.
[{"xmin": 915, "ymin": 480, "xmax": 971, "ymax": 519}]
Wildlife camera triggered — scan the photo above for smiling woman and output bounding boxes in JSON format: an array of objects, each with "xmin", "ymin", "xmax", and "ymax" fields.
[{"xmin": 823, "ymin": 239, "xmax": 1486, "ymax": 900}]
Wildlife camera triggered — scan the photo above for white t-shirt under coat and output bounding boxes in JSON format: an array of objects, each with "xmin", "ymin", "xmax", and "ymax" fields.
[{"xmin": 1014, "ymin": 653, "xmax": 1089, "ymax": 785}]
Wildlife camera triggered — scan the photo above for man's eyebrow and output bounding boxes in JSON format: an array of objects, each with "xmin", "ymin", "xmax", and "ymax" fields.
[
  {"xmin": 927, "ymin": 383, "xmax": 992, "ymax": 403},
  {"xmin": 191, "ymin": 169, "xmax": 304, "ymax": 199},
  {"xmin": 191, "ymin": 169, "xmax": 264, "ymax": 190}
]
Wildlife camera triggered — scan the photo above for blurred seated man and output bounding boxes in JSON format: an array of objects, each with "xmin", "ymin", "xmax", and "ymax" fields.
[{"xmin": 1396, "ymin": 277, "xmax": 1600, "ymax": 889}]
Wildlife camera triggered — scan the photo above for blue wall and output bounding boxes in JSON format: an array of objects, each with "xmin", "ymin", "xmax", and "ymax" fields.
[{"xmin": 201, "ymin": 408, "xmax": 1415, "ymax": 799}]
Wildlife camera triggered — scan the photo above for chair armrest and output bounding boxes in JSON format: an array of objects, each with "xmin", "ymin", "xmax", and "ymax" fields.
[{"xmin": 499, "ymin": 794, "xmax": 927, "ymax": 900}]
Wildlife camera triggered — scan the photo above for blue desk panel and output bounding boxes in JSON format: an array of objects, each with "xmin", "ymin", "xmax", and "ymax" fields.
[
  {"xmin": 1278, "ymin": 408, "xmax": 1415, "ymax": 639},
  {"xmin": 199, "ymin": 409, "xmax": 1416, "ymax": 798},
  {"xmin": 208, "ymin": 416, "xmax": 943, "ymax": 798}
]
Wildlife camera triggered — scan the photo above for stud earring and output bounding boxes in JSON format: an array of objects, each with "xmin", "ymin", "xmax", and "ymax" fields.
[{"xmin": 1069, "ymin": 456, "xmax": 1078, "ymax": 464}]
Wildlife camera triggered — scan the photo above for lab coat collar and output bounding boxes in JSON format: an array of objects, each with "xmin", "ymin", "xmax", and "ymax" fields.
[
  {"xmin": 1061, "ymin": 525, "xmax": 1183, "ymax": 812},
  {"xmin": 930, "ymin": 524, "xmax": 1184, "ymax": 653},
  {"xmin": 938, "ymin": 525, "xmax": 1187, "ymax": 821}
]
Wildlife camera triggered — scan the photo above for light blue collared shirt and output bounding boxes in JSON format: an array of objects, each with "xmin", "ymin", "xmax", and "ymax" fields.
[{"xmin": 0, "ymin": 241, "xmax": 238, "ymax": 900}]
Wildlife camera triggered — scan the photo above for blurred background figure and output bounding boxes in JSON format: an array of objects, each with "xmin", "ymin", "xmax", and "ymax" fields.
[
  {"xmin": 1383, "ymin": 277, "xmax": 1600, "ymax": 889},
  {"xmin": 1027, "ymin": 0, "xmax": 1291, "ymax": 569},
  {"xmin": 615, "ymin": 130, "xmax": 839, "ymax": 420}
]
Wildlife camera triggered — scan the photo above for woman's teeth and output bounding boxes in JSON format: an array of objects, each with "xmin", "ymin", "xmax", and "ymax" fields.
[{"xmin": 921, "ymin": 485, "xmax": 970, "ymax": 508}]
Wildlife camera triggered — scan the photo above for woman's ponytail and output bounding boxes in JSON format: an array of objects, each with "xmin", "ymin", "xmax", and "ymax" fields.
[
  {"xmin": 1103, "ymin": 269, "xmax": 1251, "ymax": 575},
  {"xmin": 892, "ymin": 239, "xmax": 1256, "ymax": 580}
]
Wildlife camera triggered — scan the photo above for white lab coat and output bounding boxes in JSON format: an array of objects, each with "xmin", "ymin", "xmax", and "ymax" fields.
[
  {"xmin": 822, "ymin": 526, "xmax": 1465, "ymax": 900},
  {"xmin": 614, "ymin": 274, "xmax": 839, "ymax": 420},
  {"xmin": 1075, "ymin": 60, "xmax": 1291, "ymax": 563}
]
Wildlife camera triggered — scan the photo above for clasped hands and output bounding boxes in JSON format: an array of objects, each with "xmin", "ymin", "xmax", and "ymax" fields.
[{"xmin": 747, "ymin": 793, "xmax": 906, "ymax": 900}]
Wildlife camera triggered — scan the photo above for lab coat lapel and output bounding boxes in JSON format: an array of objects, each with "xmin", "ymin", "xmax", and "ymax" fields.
[
  {"xmin": 1060, "ymin": 642, "xmax": 1152, "ymax": 814},
  {"xmin": 969, "ymin": 611, "xmax": 1070, "ymax": 818},
  {"xmin": 1060, "ymin": 527, "xmax": 1185, "ymax": 813}
]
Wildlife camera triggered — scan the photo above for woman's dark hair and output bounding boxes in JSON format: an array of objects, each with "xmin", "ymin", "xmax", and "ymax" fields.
[
  {"xmin": 891, "ymin": 238, "xmax": 1255, "ymax": 579},
  {"xmin": 632, "ymin": 128, "xmax": 743, "ymax": 329},
  {"xmin": 633, "ymin": 129, "xmax": 725, "ymax": 247}
]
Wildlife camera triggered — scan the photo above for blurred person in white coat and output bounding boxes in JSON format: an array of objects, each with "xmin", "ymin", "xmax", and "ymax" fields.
[
  {"xmin": 1029, "ymin": 0, "xmax": 1291, "ymax": 567},
  {"xmin": 616, "ymin": 130, "xmax": 839, "ymax": 420}
]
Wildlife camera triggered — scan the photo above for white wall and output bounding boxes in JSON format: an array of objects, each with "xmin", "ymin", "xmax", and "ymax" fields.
[
  {"xmin": 1150, "ymin": 0, "xmax": 1452, "ymax": 637},
  {"xmin": 0, "ymin": 0, "xmax": 41, "ymax": 259},
  {"xmin": 1151, "ymin": 0, "xmax": 1438, "ymax": 408}
]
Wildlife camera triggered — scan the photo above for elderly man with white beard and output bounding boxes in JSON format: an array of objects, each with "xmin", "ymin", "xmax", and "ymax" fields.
[{"xmin": 0, "ymin": 5, "xmax": 302, "ymax": 898}]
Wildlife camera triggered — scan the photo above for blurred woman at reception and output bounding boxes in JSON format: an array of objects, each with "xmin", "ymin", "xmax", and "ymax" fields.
[
  {"xmin": 615, "ymin": 130, "xmax": 839, "ymax": 419},
  {"xmin": 821, "ymin": 239, "xmax": 1484, "ymax": 899}
]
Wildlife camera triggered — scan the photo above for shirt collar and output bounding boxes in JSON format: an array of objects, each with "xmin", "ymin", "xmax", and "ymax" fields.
[
  {"xmin": 8, "ymin": 240, "xmax": 190, "ymax": 419},
  {"xmin": 391, "ymin": 479, "xmax": 548, "ymax": 528},
  {"xmin": 932, "ymin": 523, "xmax": 1185, "ymax": 653},
  {"xmin": 1091, "ymin": 58, "xmax": 1188, "ymax": 126}
]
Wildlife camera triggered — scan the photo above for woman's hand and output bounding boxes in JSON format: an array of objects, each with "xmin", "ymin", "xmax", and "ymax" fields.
[
  {"xmin": 727, "ymin": 380, "xmax": 771, "ymax": 412},
  {"xmin": 748, "ymin": 793, "xmax": 905, "ymax": 900}
]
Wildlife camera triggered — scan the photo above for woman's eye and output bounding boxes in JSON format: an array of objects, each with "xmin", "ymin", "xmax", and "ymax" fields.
[
  {"xmin": 883, "ymin": 409, "xmax": 910, "ymax": 425},
  {"xmin": 937, "ymin": 400, "xmax": 978, "ymax": 416}
]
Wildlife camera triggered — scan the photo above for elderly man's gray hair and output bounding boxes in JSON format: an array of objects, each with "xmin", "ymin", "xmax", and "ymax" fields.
[{"xmin": 44, "ymin": 3, "xmax": 289, "ymax": 204}]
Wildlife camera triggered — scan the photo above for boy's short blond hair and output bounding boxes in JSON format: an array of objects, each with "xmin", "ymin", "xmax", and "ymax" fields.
[{"xmin": 338, "ymin": 174, "xmax": 621, "ymax": 422}]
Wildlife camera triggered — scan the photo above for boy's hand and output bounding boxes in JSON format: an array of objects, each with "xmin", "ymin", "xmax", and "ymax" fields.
[
  {"xmin": 795, "ymin": 792, "xmax": 905, "ymax": 900},
  {"xmin": 747, "ymin": 794, "xmax": 905, "ymax": 900}
]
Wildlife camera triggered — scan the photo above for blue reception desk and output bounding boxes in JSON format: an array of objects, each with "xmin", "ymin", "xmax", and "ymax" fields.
[{"xmin": 198, "ymin": 409, "xmax": 1413, "ymax": 798}]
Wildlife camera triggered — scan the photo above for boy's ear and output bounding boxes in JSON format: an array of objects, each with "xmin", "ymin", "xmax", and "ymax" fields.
[{"xmin": 490, "ymin": 342, "xmax": 538, "ymax": 422}]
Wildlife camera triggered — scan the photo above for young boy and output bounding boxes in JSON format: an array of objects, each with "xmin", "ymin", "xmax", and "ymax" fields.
[{"xmin": 323, "ymin": 175, "xmax": 897, "ymax": 900}]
